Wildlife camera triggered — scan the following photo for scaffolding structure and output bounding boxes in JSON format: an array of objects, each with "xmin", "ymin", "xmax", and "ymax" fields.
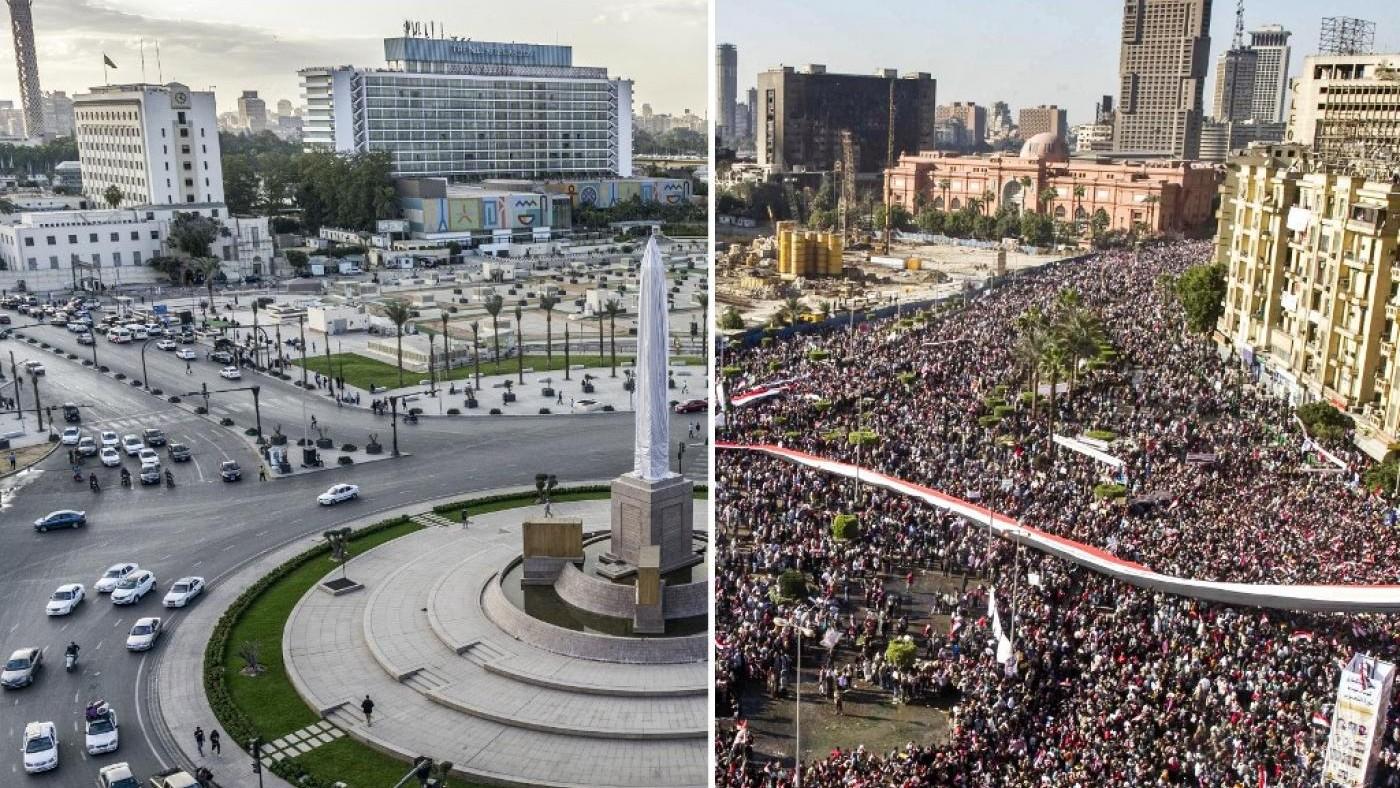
[{"xmin": 1319, "ymin": 16, "xmax": 1375, "ymax": 56}]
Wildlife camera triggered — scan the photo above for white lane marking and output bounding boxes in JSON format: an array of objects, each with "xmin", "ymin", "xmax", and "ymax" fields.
[
  {"xmin": 112, "ymin": 618, "xmax": 122, "ymax": 627},
  {"xmin": 94, "ymin": 640, "xmax": 103, "ymax": 651},
  {"xmin": 135, "ymin": 652, "xmax": 171, "ymax": 771}
]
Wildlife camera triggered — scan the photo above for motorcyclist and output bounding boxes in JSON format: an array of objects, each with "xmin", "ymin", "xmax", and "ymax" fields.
[
  {"xmin": 89, "ymin": 473, "xmax": 99, "ymax": 491},
  {"xmin": 119, "ymin": 467, "xmax": 131, "ymax": 486},
  {"xmin": 65, "ymin": 642, "xmax": 79, "ymax": 662},
  {"xmin": 165, "ymin": 469, "xmax": 175, "ymax": 487}
]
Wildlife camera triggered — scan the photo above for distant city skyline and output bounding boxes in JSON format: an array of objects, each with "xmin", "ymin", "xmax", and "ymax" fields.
[
  {"xmin": 0, "ymin": 0, "xmax": 705, "ymax": 132},
  {"xmin": 722, "ymin": 0, "xmax": 1400, "ymax": 127}
]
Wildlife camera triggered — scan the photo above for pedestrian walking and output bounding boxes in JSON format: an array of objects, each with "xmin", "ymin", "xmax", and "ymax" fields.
[
  {"xmin": 194, "ymin": 726, "xmax": 205, "ymax": 756},
  {"xmin": 259, "ymin": 464, "xmax": 268, "ymax": 481},
  {"xmin": 9, "ymin": 451, "xmax": 17, "ymax": 470},
  {"xmin": 209, "ymin": 729, "xmax": 221, "ymax": 755},
  {"xmin": 557, "ymin": 391, "xmax": 564, "ymax": 405},
  {"xmin": 186, "ymin": 363, "xmax": 192, "ymax": 375},
  {"xmin": 361, "ymin": 695, "xmax": 375, "ymax": 726}
]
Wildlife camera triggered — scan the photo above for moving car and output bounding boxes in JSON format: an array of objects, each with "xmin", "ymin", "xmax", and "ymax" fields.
[
  {"xmin": 33, "ymin": 510, "xmax": 85, "ymax": 532},
  {"xmin": 23, "ymin": 360, "xmax": 44, "ymax": 375},
  {"xmin": 209, "ymin": 350, "xmax": 233, "ymax": 364},
  {"xmin": 60, "ymin": 427, "xmax": 81, "ymax": 445},
  {"xmin": 155, "ymin": 339, "xmax": 177, "ymax": 351},
  {"xmin": 673, "ymin": 398, "xmax": 708, "ymax": 414},
  {"xmin": 125, "ymin": 618, "xmax": 162, "ymax": 651},
  {"xmin": 163, "ymin": 576, "xmax": 205, "ymax": 607},
  {"xmin": 100, "ymin": 430, "xmax": 120, "ymax": 449},
  {"xmin": 63, "ymin": 403, "xmax": 81, "ymax": 422},
  {"xmin": 120, "ymin": 434, "xmax": 144, "ymax": 456},
  {"xmin": 137, "ymin": 448, "xmax": 161, "ymax": 468},
  {"xmin": 220, "ymin": 461, "xmax": 242, "ymax": 482},
  {"xmin": 219, "ymin": 366, "xmax": 241, "ymax": 380},
  {"xmin": 100, "ymin": 447, "xmax": 122, "ymax": 466},
  {"xmin": 175, "ymin": 347, "xmax": 197, "ymax": 361},
  {"xmin": 21, "ymin": 721, "xmax": 57, "ymax": 773},
  {"xmin": 167, "ymin": 443, "xmax": 191, "ymax": 462},
  {"xmin": 94, "ymin": 563, "xmax": 138, "ymax": 593},
  {"xmin": 84, "ymin": 703, "xmax": 119, "ymax": 754},
  {"xmin": 77, "ymin": 436, "xmax": 98, "ymax": 456},
  {"xmin": 139, "ymin": 465, "xmax": 162, "ymax": 486},
  {"xmin": 45, "ymin": 583, "xmax": 85, "ymax": 616},
  {"xmin": 2, "ymin": 648, "xmax": 42, "ymax": 688},
  {"xmin": 142, "ymin": 428, "xmax": 167, "ymax": 447},
  {"xmin": 98, "ymin": 762, "xmax": 141, "ymax": 788},
  {"xmin": 110, "ymin": 570, "xmax": 155, "ymax": 605},
  {"xmin": 318, "ymin": 483, "xmax": 361, "ymax": 505},
  {"xmin": 76, "ymin": 331, "xmax": 94, "ymax": 345}
]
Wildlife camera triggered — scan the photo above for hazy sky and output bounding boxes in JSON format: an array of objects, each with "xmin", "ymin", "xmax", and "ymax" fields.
[
  {"xmin": 721, "ymin": 0, "xmax": 1400, "ymax": 125},
  {"xmin": 0, "ymin": 0, "xmax": 706, "ymax": 118}
]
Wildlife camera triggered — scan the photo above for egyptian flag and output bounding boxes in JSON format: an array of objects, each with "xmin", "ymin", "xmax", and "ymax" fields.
[
  {"xmin": 103, "ymin": 54, "xmax": 117, "ymax": 69},
  {"xmin": 1311, "ymin": 710, "xmax": 1330, "ymax": 729}
]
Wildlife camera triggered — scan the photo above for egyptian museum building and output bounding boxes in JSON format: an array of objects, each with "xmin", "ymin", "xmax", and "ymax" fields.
[{"xmin": 885, "ymin": 132, "xmax": 1221, "ymax": 234}]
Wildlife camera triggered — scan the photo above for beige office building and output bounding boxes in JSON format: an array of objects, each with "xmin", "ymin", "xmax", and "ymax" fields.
[
  {"xmin": 1285, "ymin": 53, "xmax": 1400, "ymax": 180},
  {"xmin": 1017, "ymin": 105, "xmax": 1066, "ymax": 142},
  {"xmin": 1113, "ymin": 0, "xmax": 1212, "ymax": 158},
  {"xmin": 1216, "ymin": 143, "xmax": 1400, "ymax": 456}
]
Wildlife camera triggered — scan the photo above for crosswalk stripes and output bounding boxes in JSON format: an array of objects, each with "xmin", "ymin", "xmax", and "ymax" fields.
[{"xmin": 412, "ymin": 512, "xmax": 456, "ymax": 528}]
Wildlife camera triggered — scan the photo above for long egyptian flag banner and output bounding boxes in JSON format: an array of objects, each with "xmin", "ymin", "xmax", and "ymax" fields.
[{"xmin": 718, "ymin": 442, "xmax": 1400, "ymax": 613}]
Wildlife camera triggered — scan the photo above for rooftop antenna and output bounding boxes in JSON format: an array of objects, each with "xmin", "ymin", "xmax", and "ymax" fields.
[
  {"xmin": 1232, "ymin": 0, "xmax": 1245, "ymax": 49},
  {"xmin": 155, "ymin": 40, "xmax": 163, "ymax": 83}
]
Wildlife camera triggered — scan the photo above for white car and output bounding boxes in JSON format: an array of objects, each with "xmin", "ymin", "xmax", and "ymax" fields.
[
  {"xmin": 163, "ymin": 577, "xmax": 205, "ymax": 608},
  {"xmin": 21, "ymin": 721, "xmax": 58, "ymax": 773},
  {"xmin": 60, "ymin": 427, "xmax": 81, "ymax": 445},
  {"xmin": 120, "ymin": 434, "xmax": 144, "ymax": 455},
  {"xmin": 45, "ymin": 583, "xmax": 85, "ymax": 616},
  {"xmin": 98, "ymin": 762, "xmax": 139, "ymax": 788},
  {"xmin": 94, "ymin": 563, "xmax": 138, "ymax": 594},
  {"xmin": 137, "ymin": 448, "xmax": 161, "ymax": 468},
  {"xmin": 572, "ymin": 398, "xmax": 604, "ymax": 413},
  {"xmin": 318, "ymin": 483, "xmax": 361, "ymax": 505},
  {"xmin": 175, "ymin": 347, "xmax": 197, "ymax": 361},
  {"xmin": 77, "ymin": 436, "xmax": 98, "ymax": 456},
  {"xmin": 100, "ymin": 430, "xmax": 120, "ymax": 449},
  {"xmin": 84, "ymin": 705, "xmax": 120, "ymax": 753},
  {"xmin": 129, "ymin": 327, "xmax": 148, "ymax": 340},
  {"xmin": 155, "ymin": 339, "xmax": 177, "ymax": 351},
  {"xmin": 125, "ymin": 618, "xmax": 162, "ymax": 651},
  {"xmin": 110, "ymin": 570, "xmax": 155, "ymax": 605},
  {"xmin": 219, "ymin": 366, "xmax": 241, "ymax": 380},
  {"xmin": 23, "ymin": 360, "xmax": 44, "ymax": 376},
  {"xmin": 99, "ymin": 447, "xmax": 122, "ymax": 467}
]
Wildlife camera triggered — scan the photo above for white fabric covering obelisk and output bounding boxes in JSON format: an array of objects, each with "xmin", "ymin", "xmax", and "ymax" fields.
[{"xmin": 633, "ymin": 235, "xmax": 672, "ymax": 481}]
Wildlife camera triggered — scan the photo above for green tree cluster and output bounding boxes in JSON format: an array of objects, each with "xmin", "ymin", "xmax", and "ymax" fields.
[
  {"xmin": 632, "ymin": 127, "xmax": 705, "ymax": 155},
  {"xmin": 1296, "ymin": 402, "xmax": 1354, "ymax": 441},
  {"xmin": 0, "ymin": 137, "xmax": 77, "ymax": 181},
  {"xmin": 1174, "ymin": 263, "xmax": 1227, "ymax": 334}
]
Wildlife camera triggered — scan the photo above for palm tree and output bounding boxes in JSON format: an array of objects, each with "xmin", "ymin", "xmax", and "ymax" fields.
[
  {"xmin": 382, "ymin": 299, "xmax": 413, "ymax": 388},
  {"xmin": 1058, "ymin": 307, "xmax": 1100, "ymax": 390},
  {"xmin": 439, "ymin": 312, "xmax": 451, "ymax": 374},
  {"xmin": 1018, "ymin": 176, "xmax": 1033, "ymax": 212},
  {"xmin": 780, "ymin": 295, "xmax": 804, "ymax": 327},
  {"xmin": 1014, "ymin": 307, "xmax": 1050, "ymax": 416},
  {"xmin": 1038, "ymin": 186, "xmax": 1059, "ymax": 216},
  {"xmin": 1143, "ymin": 194, "xmax": 1160, "ymax": 233},
  {"xmin": 102, "ymin": 185, "xmax": 123, "ymax": 210},
  {"xmin": 470, "ymin": 320, "xmax": 482, "ymax": 391},
  {"xmin": 938, "ymin": 178, "xmax": 951, "ymax": 210},
  {"xmin": 540, "ymin": 294, "xmax": 560, "ymax": 372},
  {"xmin": 981, "ymin": 189, "xmax": 995, "ymax": 217},
  {"xmin": 603, "ymin": 298, "xmax": 623, "ymax": 378},
  {"xmin": 1072, "ymin": 184, "xmax": 1087, "ymax": 227},
  {"xmin": 514, "ymin": 305, "xmax": 524, "ymax": 384},
  {"xmin": 596, "ymin": 305, "xmax": 606, "ymax": 374},
  {"xmin": 483, "ymin": 294, "xmax": 504, "ymax": 371},
  {"xmin": 191, "ymin": 257, "xmax": 223, "ymax": 307},
  {"xmin": 818, "ymin": 300, "xmax": 833, "ymax": 321}
]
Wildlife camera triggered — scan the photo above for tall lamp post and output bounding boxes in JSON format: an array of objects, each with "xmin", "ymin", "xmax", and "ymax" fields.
[{"xmin": 773, "ymin": 616, "xmax": 814, "ymax": 788}]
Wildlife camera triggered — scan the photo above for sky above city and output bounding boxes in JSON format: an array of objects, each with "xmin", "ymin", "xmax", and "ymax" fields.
[
  {"xmin": 0, "ymin": 0, "xmax": 706, "ymax": 118},
  {"xmin": 721, "ymin": 0, "xmax": 1400, "ymax": 125}
]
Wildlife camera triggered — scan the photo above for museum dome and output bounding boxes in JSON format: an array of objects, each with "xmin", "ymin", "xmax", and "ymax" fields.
[{"xmin": 1020, "ymin": 132, "xmax": 1070, "ymax": 162}]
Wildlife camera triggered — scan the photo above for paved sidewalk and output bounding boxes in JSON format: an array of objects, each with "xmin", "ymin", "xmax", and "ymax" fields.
[{"xmin": 151, "ymin": 483, "xmax": 560, "ymax": 788}]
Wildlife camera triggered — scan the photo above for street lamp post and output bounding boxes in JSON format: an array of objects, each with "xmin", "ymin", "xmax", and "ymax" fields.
[
  {"xmin": 29, "ymin": 371, "xmax": 42, "ymax": 432},
  {"xmin": 139, "ymin": 337, "xmax": 154, "ymax": 389},
  {"xmin": 8, "ymin": 350, "xmax": 21, "ymax": 421},
  {"xmin": 774, "ymin": 617, "xmax": 813, "ymax": 788},
  {"xmin": 297, "ymin": 314, "xmax": 308, "ymax": 389}
]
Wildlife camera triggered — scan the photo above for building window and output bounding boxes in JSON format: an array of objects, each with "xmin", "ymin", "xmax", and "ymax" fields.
[
  {"xmin": 68, "ymin": 234, "xmax": 77, "ymax": 244},
  {"xmin": 212, "ymin": 208, "xmax": 220, "ymax": 218},
  {"xmin": 150, "ymin": 230, "xmax": 159, "ymax": 240},
  {"xmin": 132, "ymin": 250, "xmax": 142, "ymax": 265},
  {"xmin": 186, "ymin": 195, "xmax": 195, "ymax": 203},
  {"xmin": 110, "ymin": 232, "xmax": 119, "ymax": 242},
  {"xmin": 130, "ymin": 231, "xmax": 138, "ymax": 241},
  {"xmin": 23, "ymin": 237, "xmax": 32, "ymax": 247},
  {"xmin": 113, "ymin": 252, "xmax": 122, "ymax": 266},
  {"xmin": 48, "ymin": 256, "xmax": 58, "ymax": 269},
  {"xmin": 88, "ymin": 233, "xmax": 98, "ymax": 243},
  {"xmin": 45, "ymin": 236, "xmax": 54, "ymax": 245},
  {"xmin": 92, "ymin": 253, "xmax": 100, "ymax": 266},
  {"xmin": 26, "ymin": 257, "xmax": 36, "ymax": 270}
]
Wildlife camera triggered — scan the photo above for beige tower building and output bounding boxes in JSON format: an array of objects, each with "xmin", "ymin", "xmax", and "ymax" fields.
[
  {"xmin": 1285, "ymin": 53, "xmax": 1400, "ymax": 180},
  {"xmin": 1113, "ymin": 0, "xmax": 1212, "ymax": 158},
  {"xmin": 1216, "ymin": 143, "xmax": 1400, "ymax": 456}
]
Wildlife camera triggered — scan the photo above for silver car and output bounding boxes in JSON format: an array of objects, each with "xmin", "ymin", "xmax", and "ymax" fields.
[{"xmin": 1, "ymin": 647, "xmax": 42, "ymax": 689}]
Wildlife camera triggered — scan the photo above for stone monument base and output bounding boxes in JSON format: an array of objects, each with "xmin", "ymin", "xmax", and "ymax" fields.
[
  {"xmin": 521, "ymin": 517, "xmax": 584, "ymax": 586},
  {"xmin": 597, "ymin": 473, "xmax": 699, "ymax": 580}
]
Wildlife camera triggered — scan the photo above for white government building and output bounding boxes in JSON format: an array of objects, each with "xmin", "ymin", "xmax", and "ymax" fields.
[
  {"xmin": 300, "ymin": 32, "xmax": 632, "ymax": 180},
  {"xmin": 0, "ymin": 81, "xmax": 271, "ymax": 293}
]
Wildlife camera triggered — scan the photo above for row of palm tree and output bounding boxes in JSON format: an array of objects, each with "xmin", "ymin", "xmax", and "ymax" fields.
[{"xmin": 1012, "ymin": 288, "xmax": 1103, "ymax": 424}]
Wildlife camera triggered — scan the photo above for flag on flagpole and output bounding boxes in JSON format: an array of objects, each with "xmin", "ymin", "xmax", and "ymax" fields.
[{"xmin": 103, "ymin": 54, "xmax": 117, "ymax": 69}]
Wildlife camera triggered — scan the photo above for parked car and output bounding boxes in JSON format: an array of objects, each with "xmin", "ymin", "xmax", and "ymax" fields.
[
  {"xmin": 2, "ymin": 648, "xmax": 43, "ymax": 689},
  {"xmin": 318, "ymin": 483, "xmax": 360, "ymax": 505},
  {"xmin": 77, "ymin": 331, "xmax": 94, "ymax": 345},
  {"xmin": 209, "ymin": 350, "xmax": 233, "ymax": 364},
  {"xmin": 45, "ymin": 583, "xmax": 85, "ymax": 616},
  {"xmin": 23, "ymin": 360, "xmax": 43, "ymax": 375},
  {"xmin": 94, "ymin": 563, "xmax": 138, "ymax": 593},
  {"xmin": 124, "ymin": 618, "xmax": 162, "ymax": 651},
  {"xmin": 33, "ymin": 510, "xmax": 85, "ymax": 532},
  {"xmin": 572, "ymin": 399, "xmax": 603, "ymax": 412},
  {"xmin": 162, "ymin": 577, "xmax": 204, "ymax": 608},
  {"xmin": 110, "ymin": 570, "xmax": 155, "ymax": 605},
  {"xmin": 673, "ymin": 398, "xmax": 708, "ymax": 414}
]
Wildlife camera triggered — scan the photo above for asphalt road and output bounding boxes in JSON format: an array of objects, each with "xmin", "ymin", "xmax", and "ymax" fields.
[{"xmin": 0, "ymin": 320, "xmax": 708, "ymax": 786}]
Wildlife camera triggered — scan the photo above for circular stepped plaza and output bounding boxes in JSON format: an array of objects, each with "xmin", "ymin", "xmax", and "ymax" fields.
[{"xmin": 283, "ymin": 498, "xmax": 707, "ymax": 788}]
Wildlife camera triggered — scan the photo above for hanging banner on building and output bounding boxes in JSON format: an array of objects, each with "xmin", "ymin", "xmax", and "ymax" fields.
[
  {"xmin": 1287, "ymin": 206, "xmax": 1313, "ymax": 234},
  {"xmin": 1322, "ymin": 653, "xmax": 1395, "ymax": 787}
]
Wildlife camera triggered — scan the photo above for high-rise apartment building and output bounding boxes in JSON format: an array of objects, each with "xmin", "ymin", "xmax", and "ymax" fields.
[
  {"xmin": 73, "ymin": 82, "xmax": 225, "ymax": 206},
  {"xmin": 1018, "ymin": 104, "xmax": 1067, "ymax": 141},
  {"xmin": 935, "ymin": 102, "xmax": 986, "ymax": 150},
  {"xmin": 1216, "ymin": 143, "xmax": 1400, "ymax": 453},
  {"xmin": 237, "ymin": 90, "xmax": 268, "ymax": 134},
  {"xmin": 276, "ymin": 99, "xmax": 293, "ymax": 117},
  {"xmin": 42, "ymin": 90, "xmax": 74, "ymax": 137},
  {"xmin": 1211, "ymin": 47, "xmax": 1257, "ymax": 121},
  {"xmin": 301, "ymin": 34, "xmax": 633, "ymax": 180},
  {"xmin": 1249, "ymin": 25, "xmax": 1291, "ymax": 123},
  {"xmin": 716, "ymin": 44, "xmax": 737, "ymax": 145},
  {"xmin": 756, "ymin": 65, "xmax": 936, "ymax": 174},
  {"xmin": 1286, "ymin": 53, "xmax": 1400, "ymax": 180},
  {"xmin": 1113, "ymin": 0, "xmax": 1212, "ymax": 158}
]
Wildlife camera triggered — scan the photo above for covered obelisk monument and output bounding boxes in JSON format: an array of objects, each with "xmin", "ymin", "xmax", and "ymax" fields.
[{"xmin": 597, "ymin": 235, "xmax": 697, "ymax": 579}]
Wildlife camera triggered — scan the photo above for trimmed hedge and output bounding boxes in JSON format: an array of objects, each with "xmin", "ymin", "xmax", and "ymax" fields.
[
  {"xmin": 203, "ymin": 516, "xmax": 413, "ymax": 788},
  {"xmin": 978, "ymin": 415, "xmax": 1003, "ymax": 427},
  {"xmin": 993, "ymin": 405, "xmax": 1015, "ymax": 418},
  {"xmin": 848, "ymin": 429, "xmax": 879, "ymax": 447},
  {"xmin": 1093, "ymin": 482, "xmax": 1127, "ymax": 500},
  {"xmin": 831, "ymin": 513, "xmax": 859, "ymax": 540},
  {"xmin": 777, "ymin": 569, "xmax": 808, "ymax": 601},
  {"xmin": 1084, "ymin": 429, "xmax": 1117, "ymax": 442},
  {"xmin": 807, "ymin": 349, "xmax": 831, "ymax": 362},
  {"xmin": 886, "ymin": 636, "xmax": 918, "ymax": 669}
]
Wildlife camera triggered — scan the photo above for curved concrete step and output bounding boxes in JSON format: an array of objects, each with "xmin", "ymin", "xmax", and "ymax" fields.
[{"xmin": 479, "ymin": 658, "xmax": 706, "ymax": 697}]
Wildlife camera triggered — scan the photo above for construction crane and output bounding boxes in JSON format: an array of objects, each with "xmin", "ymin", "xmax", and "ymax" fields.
[{"xmin": 1232, "ymin": 0, "xmax": 1245, "ymax": 48}]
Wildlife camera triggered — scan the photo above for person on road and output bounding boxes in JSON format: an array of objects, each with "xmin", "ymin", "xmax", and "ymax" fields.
[
  {"xmin": 361, "ymin": 695, "xmax": 375, "ymax": 726},
  {"xmin": 209, "ymin": 729, "xmax": 221, "ymax": 755},
  {"xmin": 259, "ymin": 465, "xmax": 268, "ymax": 481},
  {"xmin": 185, "ymin": 362, "xmax": 192, "ymax": 375},
  {"xmin": 7, "ymin": 451, "xmax": 13, "ymax": 470},
  {"xmin": 194, "ymin": 726, "xmax": 205, "ymax": 756}
]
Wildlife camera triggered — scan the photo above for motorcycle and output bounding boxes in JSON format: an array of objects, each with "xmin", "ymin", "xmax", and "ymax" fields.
[
  {"xmin": 89, "ymin": 475, "xmax": 100, "ymax": 493},
  {"xmin": 64, "ymin": 650, "xmax": 77, "ymax": 672},
  {"xmin": 120, "ymin": 469, "xmax": 131, "ymax": 488},
  {"xmin": 165, "ymin": 471, "xmax": 175, "ymax": 488}
]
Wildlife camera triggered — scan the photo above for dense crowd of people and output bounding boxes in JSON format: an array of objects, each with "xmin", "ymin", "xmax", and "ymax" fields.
[{"xmin": 715, "ymin": 241, "xmax": 1400, "ymax": 787}]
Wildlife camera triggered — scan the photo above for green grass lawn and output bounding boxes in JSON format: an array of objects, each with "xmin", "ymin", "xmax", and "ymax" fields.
[
  {"xmin": 443, "ymin": 486, "xmax": 708, "ymax": 522},
  {"xmin": 218, "ymin": 519, "xmax": 493, "ymax": 787},
  {"xmin": 295, "ymin": 352, "xmax": 705, "ymax": 392}
]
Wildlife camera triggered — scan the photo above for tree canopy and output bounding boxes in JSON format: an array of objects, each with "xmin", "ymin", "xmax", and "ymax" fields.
[{"xmin": 1174, "ymin": 263, "xmax": 1227, "ymax": 334}]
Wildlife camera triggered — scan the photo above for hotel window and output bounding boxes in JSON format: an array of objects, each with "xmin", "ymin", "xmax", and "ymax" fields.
[{"xmin": 23, "ymin": 237, "xmax": 32, "ymax": 247}]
